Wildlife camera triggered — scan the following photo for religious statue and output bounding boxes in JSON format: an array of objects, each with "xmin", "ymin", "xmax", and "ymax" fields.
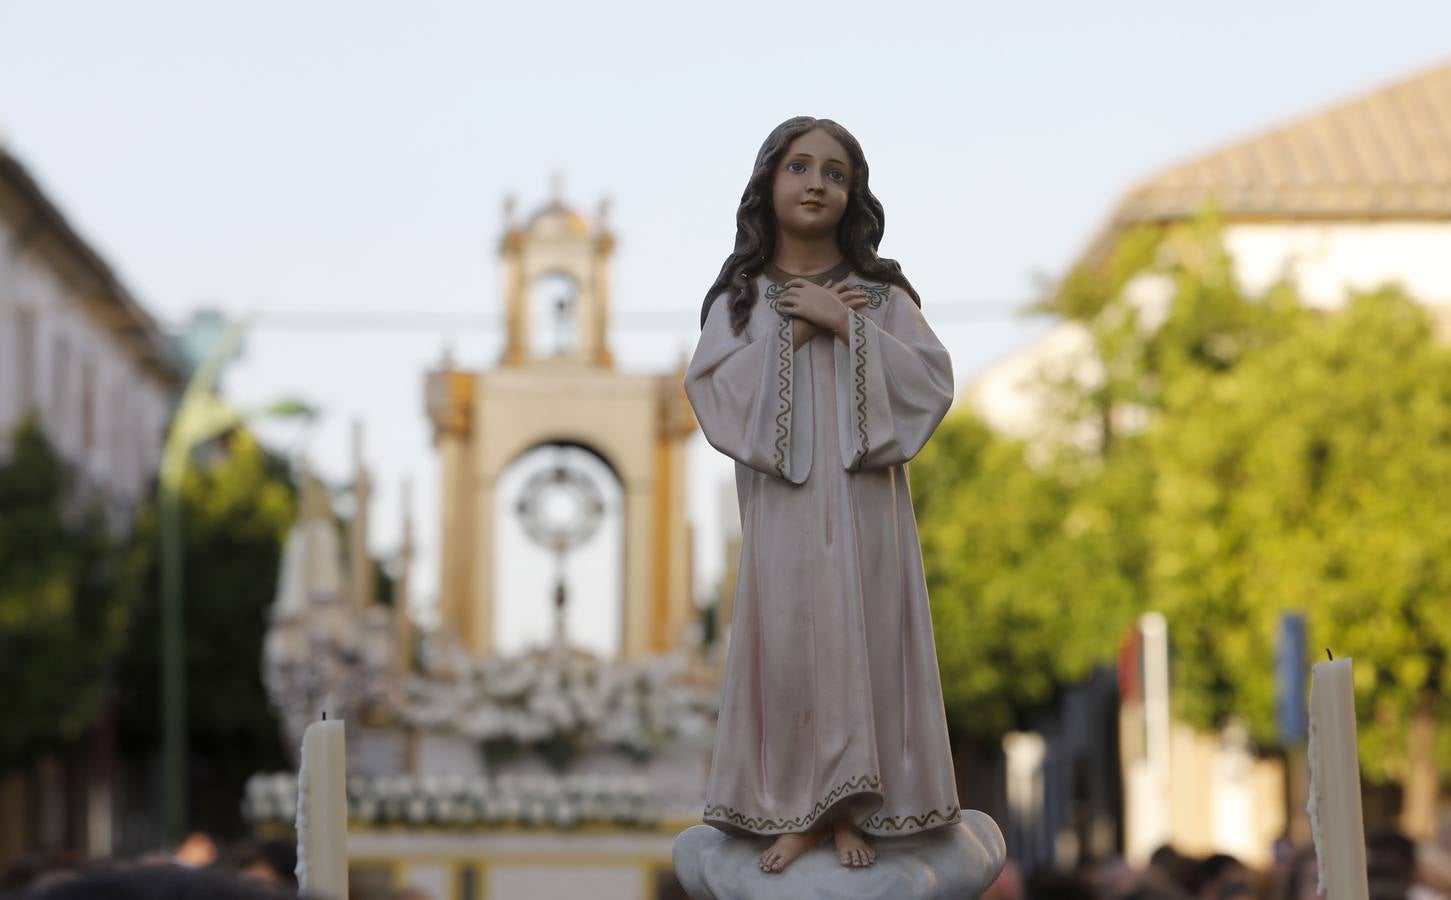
[{"xmin": 683, "ymin": 116, "xmax": 964, "ymax": 877}]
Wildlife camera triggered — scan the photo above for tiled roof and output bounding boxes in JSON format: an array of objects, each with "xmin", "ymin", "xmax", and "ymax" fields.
[{"xmin": 1084, "ymin": 59, "xmax": 1451, "ymax": 260}]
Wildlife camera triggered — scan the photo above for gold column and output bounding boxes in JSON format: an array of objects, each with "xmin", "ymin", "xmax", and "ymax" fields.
[
  {"xmin": 471, "ymin": 478, "xmax": 496, "ymax": 655},
  {"xmin": 665, "ymin": 435, "xmax": 692, "ymax": 646},
  {"xmin": 650, "ymin": 437, "xmax": 672, "ymax": 653},
  {"xmin": 426, "ymin": 370, "xmax": 475, "ymax": 645},
  {"xmin": 662, "ymin": 368, "xmax": 699, "ymax": 651},
  {"xmin": 349, "ymin": 420, "xmax": 377, "ymax": 609},
  {"xmin": 501, "ymin": 230, "xmax": 528, "ymax": 366},
  {"xmin": 591, "ymin": 229, "xmax": 615, "ymax": 368},
  {"xmin": 621, "ymin": 485, "xmax": 654, "ymax": 660}
]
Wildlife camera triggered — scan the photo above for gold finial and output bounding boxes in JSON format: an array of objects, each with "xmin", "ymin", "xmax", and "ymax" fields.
[{"xmin": 400, "ymin": 477, "xmax": 414, "ymax": 556}]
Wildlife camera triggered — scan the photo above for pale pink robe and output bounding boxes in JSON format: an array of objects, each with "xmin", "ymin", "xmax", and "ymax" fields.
[{"xmin": 684, "ymin": 264, "xmax": 961, "ymax": 837}]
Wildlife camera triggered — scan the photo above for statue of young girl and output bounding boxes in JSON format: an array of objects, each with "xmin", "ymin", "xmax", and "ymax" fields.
[{"xmin": 684, "ymin": 116, "xmax": 961, "ymax": 875}]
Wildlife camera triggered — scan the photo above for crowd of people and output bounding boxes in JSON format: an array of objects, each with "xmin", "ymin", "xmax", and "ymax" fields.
[
  {"xmin": 0, "ymin": 832, "xmax": 301, "ymax": 899},
  {"xmin": 987, "ymin": 824, "xmax": 1451, "ymax": 900},
  {"xmin": 0, "ymin": 832, "xmax": 428, "ymax": 900},
  {"xmin": 3, "ymin": 823, "xmax": 1449, "ymax": 899}
]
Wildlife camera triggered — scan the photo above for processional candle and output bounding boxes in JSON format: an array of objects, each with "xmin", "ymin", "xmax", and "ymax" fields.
[
  {"xmin": 1306, "ymin": 656, "xmax": 1368, "ymax": 900},
  {"xmin": 295, "ymin": 715, "xmax": 348, "ymax": 899}
]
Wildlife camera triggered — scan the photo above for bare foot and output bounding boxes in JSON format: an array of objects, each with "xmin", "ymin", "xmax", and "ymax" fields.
[
  {"xmin": 832, "ymin": 819, "xmax": 875, "ymax": 867},
  {"xmin": 759, "ymin": 829, "xmax": 824, "ymax": 873}
]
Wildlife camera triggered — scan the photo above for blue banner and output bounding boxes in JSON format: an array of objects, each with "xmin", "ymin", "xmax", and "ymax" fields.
[{"xmin": 1276, "ymin": 612, "xmax": 1308, "ymax": 744}]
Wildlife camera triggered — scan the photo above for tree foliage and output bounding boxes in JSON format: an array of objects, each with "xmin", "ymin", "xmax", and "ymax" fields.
[
  {"xmin": 0, "ymin": 417, "xmax": 138, "ymax": 768},
  {"xmin": 1150, "ymin": 288, "xmax": 1451, "ymax": 779},
  {"xmin": 917, "ymin": 212, "xmax": 1451, "ymax": 781},
  {"xmin": 913, "ymin": 413, "xmax": 1150, "ymax": 739},
  {"xmin": 114, "ymin": 428, "xmax": 296, "ymax": 834}
]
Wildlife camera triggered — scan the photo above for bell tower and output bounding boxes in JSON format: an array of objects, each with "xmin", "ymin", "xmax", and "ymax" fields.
[
  {"xmin": 427, "ymin": 189, "xmax": 697, "ymax": 660},
  {"xmin": 500, "ymin": 181, "xmax": 615, "ymax": 368}
]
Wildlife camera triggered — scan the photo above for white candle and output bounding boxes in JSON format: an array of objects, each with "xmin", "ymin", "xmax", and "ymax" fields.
[
  {"xmin": 295, "ymin": 717, "xmax": 349, "ymax": 899},
  {"xmin": 1306, "ymin": 657, "xmax": 1369, "ymax": 900}
]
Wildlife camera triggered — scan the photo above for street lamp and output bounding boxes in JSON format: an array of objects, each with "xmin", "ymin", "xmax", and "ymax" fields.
[{"xmin": 158, "ymin": 314, "xmax": 313, "ymax": 846}]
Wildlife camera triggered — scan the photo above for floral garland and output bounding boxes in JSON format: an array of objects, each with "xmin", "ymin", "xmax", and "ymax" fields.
[{"xmin": 244, "ymin": 771, "xmax": 660, "ymax": 830}]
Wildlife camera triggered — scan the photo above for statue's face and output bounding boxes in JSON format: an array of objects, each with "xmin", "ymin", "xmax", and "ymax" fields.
[{"xmin": 771, "ymin": 128, "xmax": 852, "ymax": 240}]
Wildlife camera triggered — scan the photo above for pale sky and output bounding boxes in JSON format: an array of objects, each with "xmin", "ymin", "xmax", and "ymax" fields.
[{"xmin": 2, "ymin": 2, "xmax": 1448, "ymax": 652}]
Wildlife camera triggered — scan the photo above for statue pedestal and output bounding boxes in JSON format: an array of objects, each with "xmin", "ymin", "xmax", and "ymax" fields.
[{"xmin": 671, "ymin": 811, "xmax": 1006, "ymax": 900}]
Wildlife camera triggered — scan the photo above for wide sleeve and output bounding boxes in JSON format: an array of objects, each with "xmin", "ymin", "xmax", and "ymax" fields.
[
  {"xmin": 832, "ymin": 288, "xmax": 954, "ymax": 470},
  {"xmin": 684, "ymin": 293, "xmax": 813, "ymax": 483}
]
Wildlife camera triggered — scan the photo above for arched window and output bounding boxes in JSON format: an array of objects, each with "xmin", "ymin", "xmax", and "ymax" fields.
[
  {"xmin": 492, "ymin": 442, "xmax": 623, "ymax": 658},
  {"xmin": 530, "ymin": 272, "xmax": 580, "ymax": 358}
]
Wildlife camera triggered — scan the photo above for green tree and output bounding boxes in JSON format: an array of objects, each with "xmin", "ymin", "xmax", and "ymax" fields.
[
  {"xmin": 922, "ymin": 209, "xmax": 1451, "ymax": 827},
  {"xmin": 912, "ymin": 412, "xmax": 1151, "ymax": 738},
  {"xmin": 0, "ymin": 417, "xmax": 137, "ymax": 768},
  {"xmin": 912, "ymin": 220, "xmax": 1219, "ymax": 741},
  {"xmin": 115, "ymin": 428, "xmax": 297, "ymax": 836},
  {"xmin": 1150, "ymin": 288, "xmax": 1451, "ymax": 785}
]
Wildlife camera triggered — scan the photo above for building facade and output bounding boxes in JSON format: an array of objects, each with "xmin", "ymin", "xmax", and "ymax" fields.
[
  {"xmin": 0, "ymin": 148, "xmax": 181, "ymax": 524},
  {"xmin": 0, "ymin": 146, "xmax": 184, "ymax": 868}
]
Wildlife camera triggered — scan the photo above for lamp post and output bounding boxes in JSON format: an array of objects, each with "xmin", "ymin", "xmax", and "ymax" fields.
[{"xmin": 158, "ymin": 315, "xmax": 313, "ymax": 845}]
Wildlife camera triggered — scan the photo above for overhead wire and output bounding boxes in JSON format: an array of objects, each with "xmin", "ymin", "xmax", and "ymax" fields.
[{"xmin": 241, "ymin": 301, "xmax": 1041, "ymax": 333}]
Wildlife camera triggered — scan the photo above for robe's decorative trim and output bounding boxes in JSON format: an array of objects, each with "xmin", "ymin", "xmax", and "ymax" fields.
[
  {"xmin": 763, "ymin": 279, "xmax": 888, "ymax": 310},
  {"xmin": 853, "ymin": 281, "xmax": 890, "ymax": 309},
  {"xmin": 702, "ymin": 773, "xmax": 882, "ymax": 834},
  {"xmin": 773, "ymin": 313, "xmax": 793, "ymax": 479},
  {"xmin": 850, "ymin": 310, "xmax": 869, "ymax": 465},
  {"xmin": 863, "ymin": 804, "xmax": 962, "ymax": 834}
]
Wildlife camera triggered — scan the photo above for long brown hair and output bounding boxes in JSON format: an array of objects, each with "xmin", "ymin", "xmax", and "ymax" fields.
[{"xmin": 700, "ymin": 116, "xmax": 921, "ymax": 334}]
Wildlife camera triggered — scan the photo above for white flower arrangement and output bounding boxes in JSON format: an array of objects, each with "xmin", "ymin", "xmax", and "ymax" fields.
[
  {"xmin": 267, "ymin": 606, "xmax": 718, "ymax": 759},
  {"xmin": 242, "ymin": 771, "xmax": 659, "ymax": 830},
  {"xmin": 395, "ymin": 640, "xmax": 719, "ymax": 759}
]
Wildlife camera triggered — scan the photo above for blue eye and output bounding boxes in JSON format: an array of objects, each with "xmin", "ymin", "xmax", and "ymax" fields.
[
  {"xmin": 787, "ymin": 161, "xmax": 806, "ymax": 174},
  {"xmin": 828, "ymin": 169, "xmax": 846, "ymax": 182}
]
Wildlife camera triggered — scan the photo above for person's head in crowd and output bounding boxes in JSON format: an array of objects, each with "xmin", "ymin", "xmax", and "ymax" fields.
[
  {"xmin": 28, "ymin": 863, "xmax": 295, "ymax": 900},
  {"xmin": 1079, "ymin": 856, "xmax": 1137, "ymax": 900},
  {"xmin": 0, "ymin": 851, "xmax": 82, "ymax": 897},
  {"xmin": 173, "ymin": 831, "xmax": 218, "ymax": 869},
  {"xmin": 224, "ymin": 839, "xmax": 298, "ymax": 890},
  {"xmin": 1368, "ymin": 826, "xmax": 1417, "ymax": 869},
  {"xmin": 1367, "ymin": 826, "xmax": 1416, "ymax": 900},
  {"xmin": 1026, "ymin": 870, "xmax": 1099, "ymax": 900},
  {"xmin": 1149, "ymin": 845, "xmax": 1181, "ymax": 870},
  {"xmin": 1199, "ymin": 853, "xmax": 1252, "ymax": 900},
  {"xmin": 1216, "ymin": 878, "xmax": 1256, "ymax": 900},
  {"xmin": 1149, "ymin": 845, "xmax": 1202, "ymax": 897},
  {"xmin": 0, "ymin": 855, "xmax": 46, "ymax": 895},
  {"xmin": 1124, "ymin": 883, "xmax": 1195, "ymax": 900}
]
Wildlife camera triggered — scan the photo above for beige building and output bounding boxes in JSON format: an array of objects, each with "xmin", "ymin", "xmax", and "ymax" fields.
[
  {"xmin": 425, "ymin": 196, "xmax": 698, "ymax": 661},
  {"xmin": 0, "ymin": 147, "xmax": 181, "ymax": 522},
  {"xmin": 0, "ymin": 145, "xmax": 183, "ymax": 867},
  {"xmin": 968, "ymin": 59, "xmax": 1451, "ymax": 866}
]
